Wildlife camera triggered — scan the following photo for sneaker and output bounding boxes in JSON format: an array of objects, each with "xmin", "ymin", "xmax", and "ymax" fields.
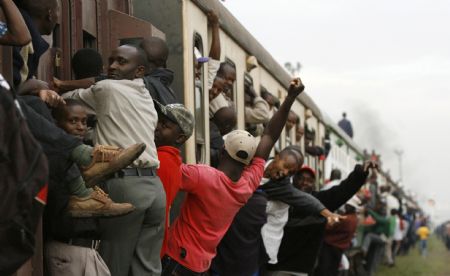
[
  {"xmin": 82, "ymin": 143, "xmax": 146, "ymax": 187},
  {"xmin": 67, "ymin": 186, "xmax": 136, "ymax": 218}
]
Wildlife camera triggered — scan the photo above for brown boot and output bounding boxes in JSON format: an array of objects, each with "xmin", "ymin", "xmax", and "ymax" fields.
[
  {"xmin": 82, "ymin": 143, "xmax": 146, "ymax": 187},
  {"xmin": 67, "ymin": 186, "xmax": 135, "ymax": 218}
]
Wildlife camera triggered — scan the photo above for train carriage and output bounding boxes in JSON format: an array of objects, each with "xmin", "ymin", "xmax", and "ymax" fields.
[{"xmin": 0, "ymin": 0, "xmax": 419, "ymax": 275}]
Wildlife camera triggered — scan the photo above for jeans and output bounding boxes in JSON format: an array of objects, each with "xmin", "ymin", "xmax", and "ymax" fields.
[{"xmin": 419, "ymin": 239, "xmax": 427, "ymax": 257}]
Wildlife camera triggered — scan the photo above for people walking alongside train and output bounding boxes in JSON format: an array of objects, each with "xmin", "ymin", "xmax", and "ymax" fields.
[
  {"xmin": 62, "ymin": 44, "xmax": 166, "ymax": 276},
  {"xmin": 416, "ymin": 221, "xmax": 431, "ymax": 257},
  {"xmin": 161, "ymin": 78, "xmax": 305, "ymax": 275}
]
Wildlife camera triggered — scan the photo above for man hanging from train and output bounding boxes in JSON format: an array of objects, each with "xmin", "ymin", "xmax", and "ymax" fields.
[
  {"xmin": 210, "ymin": 145, "xmax": 344, "ymax": 276},
  {"xmin": 266, "ymin": 162, "xmax": 376, "ymax": 276},
  {"xmin": 161, "ymin": 78, "xmax": 304, "ymax": 275},
  {"xmin": 13, "ymin": 0, "xmax": 145, "ymax": 214},
  {"xmin": 54, "ymin": 36, "xmax": 179, "ymax": 105},
  {"xmin": 61, "ymin": 44, "xmax": 165, "ymax": 276}
]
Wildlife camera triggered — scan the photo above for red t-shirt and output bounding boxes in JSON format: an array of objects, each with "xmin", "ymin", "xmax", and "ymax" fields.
[
  {"xmin": 157, "ymin": 146, "xmax": 182, "ymax": 257},
  {"xmin": 163, "ymin": 157, "xmax": 265, "ymax": 272}
]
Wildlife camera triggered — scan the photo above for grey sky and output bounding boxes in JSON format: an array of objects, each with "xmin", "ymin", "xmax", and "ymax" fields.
[{"xmin": 224, "ymin": 0, "xmax": 450, "ymax": 223}]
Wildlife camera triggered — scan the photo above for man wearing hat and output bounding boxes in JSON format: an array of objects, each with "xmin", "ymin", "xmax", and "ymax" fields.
[
  {"xmin": 161, "ymin": 78, "xmax": 305, "ymax": 275},
  {"xmin": 154, "ymin": 102, "xmax": 195, "ymax": 257}
]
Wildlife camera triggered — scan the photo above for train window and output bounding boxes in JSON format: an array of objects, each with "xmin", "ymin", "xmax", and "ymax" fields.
[
  {"xmin": 83, "ymin": 31, "xmax": 97, "ymax": 49},
  {"xmin": 193, "ymin": 33, "xmax": 206, "ymax": 163}
]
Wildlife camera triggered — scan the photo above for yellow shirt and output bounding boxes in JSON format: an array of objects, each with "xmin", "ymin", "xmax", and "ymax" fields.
[{"xmin": 416, "ymin": 226, "xmax": 430, "ymax": 240}]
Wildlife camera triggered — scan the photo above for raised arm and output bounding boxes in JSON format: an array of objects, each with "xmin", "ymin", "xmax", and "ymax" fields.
[
  {"xmin": 207, "ymin": 10, "xmax": 220, "ymax": 60},
  {"xmin": 0, "ymin": 0, "xmax": 31, "ymax": 46},
  {"xmin": 254, "ymin": 78, "xmax": 304, "ymax": 160}
]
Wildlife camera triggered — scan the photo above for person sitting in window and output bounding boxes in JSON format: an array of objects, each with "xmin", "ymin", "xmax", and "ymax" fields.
[{"xmin": 244, "ymin": 82, "xmax": 270, "ymax": 137}]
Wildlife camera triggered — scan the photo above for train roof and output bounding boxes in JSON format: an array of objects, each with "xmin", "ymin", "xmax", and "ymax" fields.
[
  {"xmin": 321, "ymin": 113, "xmax": 364, "ymax": 155},
  {"xmin": 192, "ymin": 0, "xmax": 323, "ymax": 120}
]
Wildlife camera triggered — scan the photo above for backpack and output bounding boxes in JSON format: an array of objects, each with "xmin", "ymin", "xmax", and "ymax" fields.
[{"xmin": 0, "ymin": 77, "xmax": 48, "ymax": 275}]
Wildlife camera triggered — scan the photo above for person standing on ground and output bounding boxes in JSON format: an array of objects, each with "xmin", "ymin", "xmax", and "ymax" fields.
[{"xmin": 416, "ymin": 221, "xmax": 430, "ymax": 257}]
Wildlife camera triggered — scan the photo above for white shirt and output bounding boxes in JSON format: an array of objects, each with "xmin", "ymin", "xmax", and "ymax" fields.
[
  {"xmin": 260, "ymin": 160, "xmax": 290, "ymax": 264},
  {"xmin": 63, "ymin": 79, "xmax": 159, "ymax": 168}
]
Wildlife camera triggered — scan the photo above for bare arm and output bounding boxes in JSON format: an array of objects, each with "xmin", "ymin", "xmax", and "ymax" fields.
[
  {"xmin": 0, "ymin": 0, "xmax": 31, "ymax": 46},
  {"xmin": 54, "ymin": 77, "xmax": 95, "ymax": 94},
  {"xmin": 254, "ymin": 78, "xmax": 304, "ymax": 160},
  {"xmin": 207, "ymin": 10, "xmax": 220, "ymax": 60},
  {"xmin": 18, "ymin": 79, "xmax": 65, "ymax": 107}
]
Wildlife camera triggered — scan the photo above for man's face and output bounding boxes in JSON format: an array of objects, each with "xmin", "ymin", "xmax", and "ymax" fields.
[
  {"xmin": 154, "ymin": 114, "xmax": 185, "ymax": 147},
  {"xmin": 58, "ymin": 105, "xmax": 87, "ymax": 140},
  {"xmin": 266, "ymin": 154, "xmax": 299, "ymax": 180},
  {"xmin": 294, "ymin": 171, "xmax": 316, "ymax": 193},
  {"xmin": 296, "ymin": 126, "xmax": 304, "ymax": 142},
  {"xmin": 108, "ymin": 46, "xmax": 144, "ymax": 80},
  {"xmin": 211, "ymin": 77, "xmax": 226, "ymax": 95},
  {"xmin": 222, "ymin": 67, "xmax": 236, "ymax": 94},
  {"xmin": 286, "ymin": 112, "xmax": 298, "ymax": 132}
]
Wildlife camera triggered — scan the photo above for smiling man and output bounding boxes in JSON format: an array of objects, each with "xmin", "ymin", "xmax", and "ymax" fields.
[{"xmin": 63, "ymin": 44, "xmax": 165, "ymax": 276}]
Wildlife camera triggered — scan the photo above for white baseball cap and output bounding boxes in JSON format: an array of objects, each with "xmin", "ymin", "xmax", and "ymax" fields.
[
  {"xmin": 224, "ymin": 130, "xmax": 257, "ymax": 165},
  {"xmin": 346, "ymin": 196, "xmax": 362, "ymax": 211}
]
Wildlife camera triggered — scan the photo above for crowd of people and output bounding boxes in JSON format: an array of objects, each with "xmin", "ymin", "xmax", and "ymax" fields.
[{"xmin": 0, "ymin": 1, "xmax": 429, "ymax": 276}]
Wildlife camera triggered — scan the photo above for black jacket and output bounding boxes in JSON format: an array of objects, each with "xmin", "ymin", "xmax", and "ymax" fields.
[
  {"xmin": 211, "ymin": 177, "xmax": 326, "ymax": 276},
  {"xmin": 143, "ymin": 68, "xmax": 178, "ymax": 105},
  {"xmin": 268, "ymin": 165, "xmax": 368, "ymax": 274},
  {"xmin": 211, "ymin": 191, "xmax": 268, "ymax": 276},
  {"xmin": 261, "ymin": 177, "xmax": 325, "ymax": 215}
]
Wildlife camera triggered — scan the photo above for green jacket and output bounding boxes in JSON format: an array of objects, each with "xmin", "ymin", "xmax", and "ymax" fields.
[{"xmin": 368, "ymin": 210, "xmax": 396, "ymax": 237}]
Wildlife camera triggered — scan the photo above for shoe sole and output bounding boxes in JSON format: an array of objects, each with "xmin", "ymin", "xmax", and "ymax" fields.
[
  {"xmin": 85, "ymin": 144, "xmax": 146, "ymax": 187},
  {"xmin": 68, "ymin": 206, "xmax": 136, "ymax": 218}
]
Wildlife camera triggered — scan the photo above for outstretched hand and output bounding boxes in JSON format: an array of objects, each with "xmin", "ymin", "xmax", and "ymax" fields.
[
  {"xmin": 364, "ymin": 160, "xmax": 379, "ymax": 172},
  {"xmin": 288, "ymin": 78, "xmax": 305, "ymax": 98},
  {"xmin": 326, "ymin": 213, "xmax": 347, "ymax": 227}
]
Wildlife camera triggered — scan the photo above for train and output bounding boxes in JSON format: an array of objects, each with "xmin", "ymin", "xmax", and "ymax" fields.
[{"xmin": 1, "ymin": 0, "xmax": 421, "ymax": 275}]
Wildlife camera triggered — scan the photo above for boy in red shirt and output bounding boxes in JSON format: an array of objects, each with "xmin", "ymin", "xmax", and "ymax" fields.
[
  {"xmin": 154, "ymin": 102, "xmax": 195, "ymax": 256},
  {"xmin": 161, "ymin": 78, "xmax": 305, "ymax": 275}
]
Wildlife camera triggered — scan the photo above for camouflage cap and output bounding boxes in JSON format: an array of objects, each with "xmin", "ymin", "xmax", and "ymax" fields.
[{"xmin": 155, "ymin": 101, "xmax": 195, "ymax": 138}]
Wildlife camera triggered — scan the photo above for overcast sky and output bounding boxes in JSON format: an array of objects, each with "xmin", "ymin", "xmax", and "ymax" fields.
[{"xmin": 223, "ymin": 0, "xmax": 450, "ymax": 223}]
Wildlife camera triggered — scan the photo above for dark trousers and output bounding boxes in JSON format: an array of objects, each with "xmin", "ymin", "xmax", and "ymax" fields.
[
  {"xmin": 161, "ymin": 256, "xmax": 208, "ymax": 276},
  {"xmin": 314, "ymin": 243, "xmax": 343, "ymax": 276},
  {"xmin": 364, "ymin": 236, "xmax": 385, "ymax": 275}
]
